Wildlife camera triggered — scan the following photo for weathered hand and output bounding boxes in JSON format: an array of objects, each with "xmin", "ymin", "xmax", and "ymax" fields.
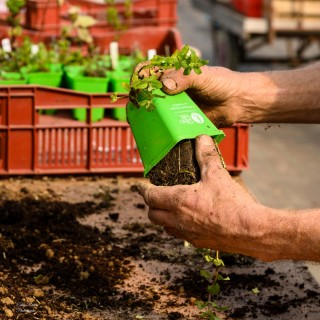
[
  {"xmin": 138, "ymin": 135, "xmax": 271, "ymax": 260},
  {"xmin": 132, "ymin": 62, "xmax": 245, "ymax": 127},
  {"xmin": 160, "ymin": 66, "xmax": 245, "ymax": 127}
]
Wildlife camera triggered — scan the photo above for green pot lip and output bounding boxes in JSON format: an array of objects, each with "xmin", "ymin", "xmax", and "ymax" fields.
[
  {"xmin": 69, "ymin": 73, "xmax": 110, "ymax": 82},
  {"xmin": 21, "ymin": 63, "xmax": 63, "ymax": 75},
  {"xmin": 0, "ymin": 71, "xmax": 25, "ymax": 80}
]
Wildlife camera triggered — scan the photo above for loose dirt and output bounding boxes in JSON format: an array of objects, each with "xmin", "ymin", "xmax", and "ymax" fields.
[{"xmin": 0, "ymin": 176, "xmax": 319, "ymax": 319}]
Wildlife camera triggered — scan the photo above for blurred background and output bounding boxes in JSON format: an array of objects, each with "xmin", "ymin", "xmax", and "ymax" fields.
[{"xmin": 177, "ymin": 0, "xmax": 320, "ymax": 280}]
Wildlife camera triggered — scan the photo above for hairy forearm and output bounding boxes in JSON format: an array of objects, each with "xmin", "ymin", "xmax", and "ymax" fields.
[
  {"xmin": 250, "ymin": 204, "xmax": 320, "ymax": 261},
  {"xmin": 238, "ymin": 62, "xmax": 320, "ymax": 124}
]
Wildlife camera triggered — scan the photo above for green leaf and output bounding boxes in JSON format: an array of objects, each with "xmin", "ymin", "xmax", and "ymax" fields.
[
  {"xmin": 110, "ymin": 93, "xmax": 118, "ymax": 102},
  {"xmin": 252, "ymin": 287, "xmax": 261, "ymax": 294},
  {"xmin": 195, "ymin": 300, "xmax": 208, "ymax": 310},
  {"xmin": 217, "ymin": 275, "xmax": 230, "ymax": 281},
  {"xmin": 204, "ymin": 254, "xmax": 214, "ymax": 262},
  {"xmin": 194, "ymin": 67, "xmax": 202, "ymax": 75},
  {"xmin": 129, "ymin": 44, "xmax": 208, "ymax": 110},
  {"xmin": 200, "ymin": 269, "xmax": 212, "ymax": 280},
  {"xmin": 121, "ymin": 82, "xmax": 130, "ymax": 91},
  {"xmin": 207, "ymin": 283, "xmax": 220, "ymax": 296},
  {"xmin": 213, "ymin": 258, "xmax": 224, "ymax": 267}
]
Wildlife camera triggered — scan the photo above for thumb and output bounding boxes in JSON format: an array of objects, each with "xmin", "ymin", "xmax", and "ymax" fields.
[
  {"xmin": 195, "ymin": 135, "xmax": 225, "ymax": 181},
  {"xmin": 161, "ymin": 68, "xmax": 194, "ymax": 95}
]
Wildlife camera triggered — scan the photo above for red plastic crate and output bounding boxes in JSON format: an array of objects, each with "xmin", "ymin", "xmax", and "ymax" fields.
[
  {"xmin": 25, "ymin": 0, "xmax": 61, "ymax": 31},
  {"xmin": 24, "ymin": 0, "xmax": 177, "ymax": 32},
  {"xmin": 67, "ymin": 0, "xmax": 177, "ymax": 26},
  {"xmin": 93, "ymin": 26, "xmax": 183, "ymax": 55},
  {"xmin": 0, "ymin": 85, "xmax": 248, "ymax": 176},
  {"xmin": 219, "ymin": 124, "xmax": 249, "ymax": 174},
  {"xmin": 231, "ymin": 0, "xmax": 263, "ymax": 17}
]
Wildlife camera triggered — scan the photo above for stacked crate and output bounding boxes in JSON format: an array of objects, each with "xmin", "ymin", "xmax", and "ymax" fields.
[{"xmin": 0, "ymin": 0, "xmax": 249, "ymax": 176}]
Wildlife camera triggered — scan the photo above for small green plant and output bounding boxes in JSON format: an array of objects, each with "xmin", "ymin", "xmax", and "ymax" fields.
[
  {"xmin": 83, "ymin": 54, "xmax": 111, "ymax": 78},
  {"xmin": 195, "ymin": 249, "xmax": 229, "ymax": 320},
  {"xmin": 0, "ymin": 37, "xmax": 32, "ymax": 77},
  {"xmin": 112, "ymin": 45, "xmax": 208, "ymax": 109},
  {"xmin": 20, "ymin": 40, "xmax": 59, "ymax": 74}
]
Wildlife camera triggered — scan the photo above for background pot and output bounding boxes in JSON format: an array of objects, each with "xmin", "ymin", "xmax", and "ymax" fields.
[
  {"xmin": 0, "ymin": 72, "xmax": 27, "ymax": 85},
  {"xmin": 24, "ymin": 64, "xmax": 63, "ymax": 114},
  {"xmin": 108, "ymin": 70, "xmax": 131, "ymax": 121},
  {"xmin": 67, "ymin": 73, "xmax": 110, "ymax": 122}
]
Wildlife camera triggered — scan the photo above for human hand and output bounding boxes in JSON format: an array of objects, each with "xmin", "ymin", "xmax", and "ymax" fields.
[
  {"xmin": 160, "ymin": 66, "xmax": 246, "ymax": 127},
  {"xmin": 133, "ymin": 61, "xmax": 246, "ymax": 127},
  {"xmin": 138, "ymin": 135, "xmax": 274, "ymax": 261}
]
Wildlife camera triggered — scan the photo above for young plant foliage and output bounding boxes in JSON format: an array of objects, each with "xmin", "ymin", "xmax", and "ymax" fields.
[{"xmin": 130, "ymin": 45, "xmax": 208, "ymax": 110}]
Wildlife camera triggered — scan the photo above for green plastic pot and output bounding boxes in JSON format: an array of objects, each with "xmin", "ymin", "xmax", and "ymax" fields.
[
  {"xmin": 63, "ymin": 65, "xmax": 85, "ymax": 89},
  {"xmin": 0, "ymin": 72, "xmax": 27, "ymax": 85},
  {"xmin": 127, "ymin": 90, "xmax": 225, "ymax": 176},
  {"xmin": 68, "ymin": 73, "xmax": 110, "ymax": 122},
  {"xmin": 109, "ymin": 70, "xmax": 131, "ymax": 121},
  {"xmin": 24, "ymin": 64, "xmax": 63, "ymax": 115},
  {"xmin": 23, "ymin": 64, "xmax": 63, "ymax": 86}
]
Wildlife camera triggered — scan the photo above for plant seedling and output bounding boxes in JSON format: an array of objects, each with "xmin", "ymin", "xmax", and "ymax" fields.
[{"xmin": 127, "ymin": 45, "xmax": 208, "ymax": 110}]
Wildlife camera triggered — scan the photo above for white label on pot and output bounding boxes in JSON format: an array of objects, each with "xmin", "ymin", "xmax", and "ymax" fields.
[
  {"xmin": 110, "ymin": 41, "xmax": 119, "ymax": 70},
  {"xmin": 179, "ymin": 115, "xmax": 193, "ymax": 125},
  {"xmin": 147, "ymin": 49, "xmax": 157, "ymax": 60},
  {"xmin": 31, "ymin": 44, "xmax": 39, "ymax": 55},
  {"xmin": 2, "ymin": 38, "xmax": 11, "ymax": 52},
  {"xmin": 191, "ymin": 112, "xmax": 204, "ymax": 124}
]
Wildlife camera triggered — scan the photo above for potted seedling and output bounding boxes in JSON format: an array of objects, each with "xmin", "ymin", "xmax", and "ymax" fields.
[
  {"xmin": 58, "ymin": 6, "xmax": 112, "ymax": 121},
  {"xmin": 0, "ymin": 52, "xmax": 27, "ymax": 84},
  {"xmin": 109, "ymin": 44, "xmax": 146, "ymax": 121},
  {"xmin": 68, "ymin": 53, "xmax": 111, "ymax": 121},
  {"xmin": 21, "ymin": 40, "xmax": 63, "ymax": 88},
  {"xmin": 0, "ymin": 0, "xmax": 28, "ymax": 84},
  {"xmin": 124, "ymin": 45, "xmax": 225, "ymax": 185}
]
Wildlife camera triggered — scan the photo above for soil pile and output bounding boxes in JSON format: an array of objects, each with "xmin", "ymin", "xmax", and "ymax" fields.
[{"xmin": 0, "ymin": 176, "xmax": 319, "ymax": 319}]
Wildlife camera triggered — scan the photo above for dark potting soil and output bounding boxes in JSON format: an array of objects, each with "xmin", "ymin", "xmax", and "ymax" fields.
[
  {"xmin": 0, "ymin": 176, "xmax": 319, "ymax": 319},
  {"xmin": 148, "ymin": 139, "xmax": 200, "ymax": 186}
]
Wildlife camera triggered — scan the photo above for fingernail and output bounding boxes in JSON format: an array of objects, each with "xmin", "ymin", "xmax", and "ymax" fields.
[
  {"xmin": 197, "ymin": 135, "xmax": 213, "ymax": 146},
  {"xmin": 162, "ymin": 78, "xmax": 177, "ymax": 91}
]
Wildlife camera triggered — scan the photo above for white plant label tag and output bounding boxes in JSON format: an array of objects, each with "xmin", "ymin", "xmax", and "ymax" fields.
[
  {"xmin": 110, "ymin": 41, "xmax": 119, "ymax": 70},
  {"xmin": 147, "ymin": 49, "xmax": 157, "ymax": 60},
  {"xmin": 2, "ymin": 38, "xmax": 11, "ymax": 52},
  {"xmin": 31, "ymin": 44, "xmax": 39, "ymax": 55}
]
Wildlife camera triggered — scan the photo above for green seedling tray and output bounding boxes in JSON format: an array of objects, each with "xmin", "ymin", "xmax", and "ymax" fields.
[
  {"xmin": 109, "ymin": 70, "xmax": 131, "ymax": 121},
  {"xmin": 127, "ymin": 90, "xmax": 225, "ymax": 176}
]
